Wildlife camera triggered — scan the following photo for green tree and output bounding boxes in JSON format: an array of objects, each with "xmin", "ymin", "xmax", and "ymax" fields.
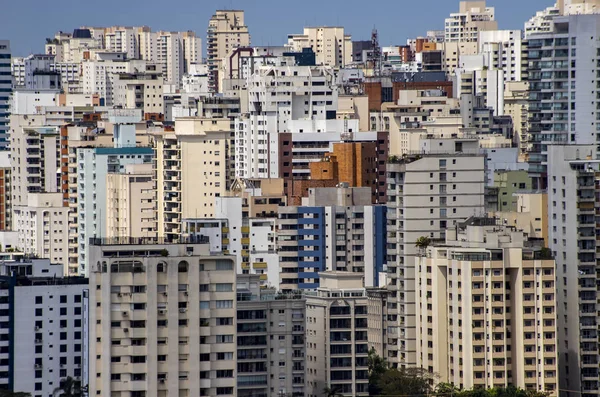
[
  {"xmin": 376, "ymin": 367, "xmax": 435, "ymax": 396},
  {"xmin": 322, "ymin": 386, "xmax": 344, "ymax": 397},
  {"xmin": 415, "ymin": 236, "xmax": 432, "ymax": 253},
  {"xmin": 52, "ymin": 377, "xmax": 84, "ymax": 397},
  {"xmin": 368, "ymin": 348, "xmax": 388, "ymax": 395}
]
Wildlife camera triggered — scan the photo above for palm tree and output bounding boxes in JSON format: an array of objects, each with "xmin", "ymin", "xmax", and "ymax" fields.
[
  {"xmin": 52, "ymin": 377, "xmax": 84, "ymax": 397},
  {"xmin": 415, "ymin": 236, "xmax": 431, "ymax": 253},
  {"xmin": 323, "ymin": 386, "xmax": 344, "ymax": 397}
]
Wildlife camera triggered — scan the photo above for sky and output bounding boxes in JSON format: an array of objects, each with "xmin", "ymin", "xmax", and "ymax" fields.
[{"xmin": 2, "ymin": 0, "xmax": 554, "ymax": 57}]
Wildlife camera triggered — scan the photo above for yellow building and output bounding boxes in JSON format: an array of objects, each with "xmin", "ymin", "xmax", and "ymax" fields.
[
  {"xmin": 106, "ymin": 163, "xmax": 156, "ymax": 239},
  {"xmin": 287, "ymin": 27, "xmax": 352, "ymax": 67},
  {"xmin": 416, "ymin": 218, "xmax": 557, "ymax": 393},
  {"xmin": 153, "ymin": 118, "xmax": 231, "ymax": 240}
]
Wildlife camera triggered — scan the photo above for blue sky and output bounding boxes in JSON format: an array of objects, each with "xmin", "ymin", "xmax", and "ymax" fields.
[{"xmin": 2, "ymin": 0, "xmax": 553, "ymax": 56}]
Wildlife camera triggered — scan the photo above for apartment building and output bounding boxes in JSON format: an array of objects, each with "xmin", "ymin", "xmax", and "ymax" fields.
[
  {"xmin": 445, "ymin": 1, "xmax": 497, "ymax": 43},
  {"xmin": 235, "ymin": 64, "xmax": 339, "ymax": 179},
  {"xmin": 0, "ymin": 259, "xmax": 88, "ymax": 396},
  {"xmin": 478, "ymin": 30, "xmax": 526, "ymax": 83},
  {"xmin": 386, "ymin": 151, "xmax": 486, "ymax": 367},
  {"xmin": 13, "ymin": 193, "xmax": 69, "ymax": 274},
  {"xmin": 305, "ymin": 272, "xmax": 373, "ymax": 397},
  {"xmin": 278, "ymin": 186, "xmax": 387, "ymax": 291},
  {"xmin": 287, "ymin": 27, "xmax": 352, "ymax": 67},
  {"xmin": 236, "ymin": 274, "xmax": 306, "ymax": 397},
  {"xmin": 282, "ymin": 137, "xmax": 389, "ymax": 205},
  {"xmin": 504, "ymin": 81, "xmax": 529, "ymax": 156},
  {"xmin": 106, "ymin": 164, "xmax": 155, "ymax": 239},
  {"xmin": 183, "ymin": 179, "xmax": 284, "ymax": 286},
  {"xmin": 88, "ymin": 238, "xmax": 237, "ymax": 397},
  {"xmin": 526, "ymin": 13, "xmax": 600, "ymax": 189},
  {"xmin": 0, "ymin": 152, "xmax": 11, "ymax": 231},
  {"xmin": 207, "ymin": 10, "xmax": 251, "ymax": 92},
  {"xmin": 417, "ymin": 218, "xmax": 558, "ymax": 392},
  {"xmin": 77, "ymin": 111, "xmax": 153, "ymax": 275},
  {"xmin": 113, "ymin": 68, "xmax": 164, "ymax": 115},
  {"xmin": 82, "ymin": 52, "xmax": 147, "ymax": 106},
  {"xmin": 0, "ymin": 41, "xmax": 9, "ymax": 150},
  {"xmin": 547, "ymin": 145, "xmax": 600, "ymax": 397},
  {"xmin": 10, "ymin": 124, "xmax": 62, "ymax": 208},
  {"xmin": 153, "ymin": 118, "xmax": 231, "ymax": 241}
]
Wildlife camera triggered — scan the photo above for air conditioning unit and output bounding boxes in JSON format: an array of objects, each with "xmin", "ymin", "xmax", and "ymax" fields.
[
  {"xmin": 123, "ymin": 328, "xmax": 129, "ymax": 333},
  {"xmin": 179, "ymin": 308, "xmax": 187, "ymax": 313},
  {"xmin": 34, "ymin": 326, "xmax": 41, "ymax": 331},
  {"xmin": 122, "ymin": 311, "xmax": 128, "ymax": 316},
  {"xmin": 184, "ymin": 292, "xmax": 188, "ymax": 296},
  {"xmin": 159, "ymin": 379, "xmax": 166, "ymax": 384},
  {"xmin": 158, "ymin": 309, "xmax": 166, "ymax": 315},
  {"xmin": 117, "ymin": 293, "xmax": 122, "ymax": 297},
  {"xmin": 34, "ymin": 364, "xmax": 41, "ymax": 369},
  {"xmin": 35, "ymin": 339, "xmax": 42, "ymax": 344},
  {"xmin": 163, "ymin": 292, "xmax": 168, "ymax": 296}
]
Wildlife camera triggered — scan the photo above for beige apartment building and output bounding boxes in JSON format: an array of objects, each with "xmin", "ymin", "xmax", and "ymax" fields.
[
  {"xmin": 306, "ymin": 272, "xmax": 386, "ymax": 397},
  {"xmin": 13, "ymin": 192, "xmax": 69, "ymax": 273},
  {"xmin": 153, "ymin": 118, "xmax": 231, "ymax": 240},
  {"xmin": 89, "ymin": 238, "xmax": 237, "ymax": 397},
  {"xmin": 287, "ymin": 27, "xmax": 352, "ymax": 67},
  {"xmin": 416, "ymin": 218, "xmax": 558, "ymax": 393},
  {"xmin": 106, "ymin": 163, "xmax": 155, "ymax": 239},
  {"xmin": 206, "ymin": 10, "xmax": 250, "ymax": 92},
  {"xmin": 113, "ymin": 68, "xmax": 164, "ymax": 115},
  {"xmin": 386, "ymin": 151, "xmax": 486, "ymax": 367}
]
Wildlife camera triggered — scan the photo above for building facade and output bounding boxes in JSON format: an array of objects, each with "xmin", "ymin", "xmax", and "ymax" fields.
[
  {"xmin": 417, "ymin": 218, "xmax": 557, "ymax": 392},
  {"xmin": 386, "ymin": 152, "xmax": 486, "ymax": 367},
  {"xmin": 0, "ymin": 259, "xmax": 87, "ymax": 396},
  {"xmin": 88, "ymin": 238, "xmax": 237, "ymax": 397}
]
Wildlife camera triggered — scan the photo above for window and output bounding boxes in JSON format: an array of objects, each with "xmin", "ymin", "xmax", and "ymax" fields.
[
  {"xmin": 216, "ymin": 300, "xmax": 233, "ymax": 309},
  {"xmin": 217, "ymin": 370, "xmax": 233, "ymax": 378},
  {"xmin": 217, "ymin": 352, "xmax": 233, "ymax": 360},
  {"xmin": 216, "ymin": 335, "xmax": 234, "ymax": 343},
  {"xmin": 35, "ymin": 296, "xmax": 43, "ymax": 305},
  {"xmin": 216, "ymin": 283, "xmax": 233, "ymax": 292},
  {"xmin": 60, "ymin": 295, "xmax": 67, "ymax": 303},
  {"xmin": 216, "ymin": 260, "xmax": 233, "ymax": 271}
]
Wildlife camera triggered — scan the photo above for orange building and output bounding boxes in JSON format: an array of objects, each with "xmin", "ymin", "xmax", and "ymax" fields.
[{"xmin": 286, "ymin": 135, "xmax": 389, "ymax": 205}]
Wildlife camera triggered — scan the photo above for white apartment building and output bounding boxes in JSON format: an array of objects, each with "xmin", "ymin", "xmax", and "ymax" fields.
[
  {"xmin": 183, "ymin": 200, "xmax": 279, "ymax": 287},
  {"xmin": 287, "ymin": 27, "xmax": 352, "ymax": 67},
  {"xmin": 0, "ymin": 41, "xmax": 10, "ymax": 150},
  {"xmin": 207, "ymin": 10, "xmax": 251, "ymax": 92},
  {"xmin": 82, "ymin": 52, "xmax": 147, "ymax": 106},
  {"xmin": 305, "ymin": 272, "xmax": 373, "ymax": 397},
  {"xmin": 454, "ymin": 61, "xmax": 504, "ymax": 116},
  {"xmin": 88, "ymin": 239, "xmax": 237, "ymax": 397},
  {"xmin": 445, "ymin": 1, "xmax": 497, "ymax": 43},
  {"xmin": 417, "ymin": 218, "xmax": 558, "ymax": 392},
  {"xmin": 153, "ymin": 118, "xmax": 231, "ymax": 241},
  {"xmin": 235, "ymin": 65, "xmax": 338, "ymax": 179},
  {"xmin": 77, "ymin": 145, "xmax": 152, "ymax": 276},
  {"xmin": 106, "ymin": 163, "xmax": 155, "ymax": 240},
  {"xmin": 478, "ymin": 30, "xmax": 525, "ymax": 82},
  {"xmin": 104, "ymin": 26, "xmax": 141, "ymax": 60},
  {"xmin": 13, "ymin": 193, "xmax": 69, "ymax": 274},
  {"xmin": 0, "ymin": 259, "xmax": 88, "ymax": 397},
  {"xmin": 547, "ymin": 145, "xmax": 600, "ymax": 396},
  {"xmin": 386, "ymin": 151, "xmax": 486, "ymax": 367}
]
